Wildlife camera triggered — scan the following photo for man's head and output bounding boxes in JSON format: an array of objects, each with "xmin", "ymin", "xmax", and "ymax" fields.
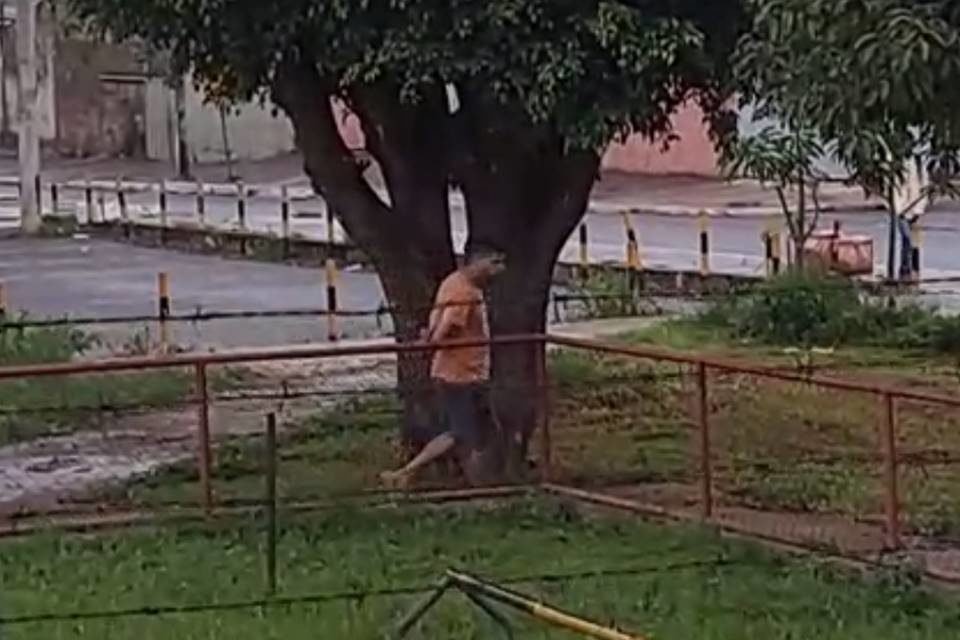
[{"xmin": 462, "ymin": 242, "xmax": 507, "ymax": 287}]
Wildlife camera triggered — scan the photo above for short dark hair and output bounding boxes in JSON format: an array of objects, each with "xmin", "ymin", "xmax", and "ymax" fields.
[{"xmin": 465, "ymin": 240, "xmax": 506, "ymax": 264}]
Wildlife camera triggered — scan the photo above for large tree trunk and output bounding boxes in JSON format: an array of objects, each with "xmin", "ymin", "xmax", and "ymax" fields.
[
  {"xmin": 275, "ymin": 65, "xmax": 600, "ymax": 480},
  {"xmin": 453, "ymin": 90, "xmax": 601, "ymax": 472},
  {"xmin": 274, "ymin": 64, "xmax": 454, "ymax": 445}
]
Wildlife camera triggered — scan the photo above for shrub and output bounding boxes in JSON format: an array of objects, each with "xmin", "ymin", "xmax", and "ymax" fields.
[{"xmin": 702, "ymin": 271, "xmax": 960, "ymax": 353}]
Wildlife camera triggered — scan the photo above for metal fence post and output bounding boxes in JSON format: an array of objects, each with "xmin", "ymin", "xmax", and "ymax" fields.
[
  {"xmin": 264, "ymin": 412, "xmax": 278, "ymax": 595},
  {"xmin": 117, "ymin": 176, "xmax": 130, "ymax": 238},
  {"xmin": 195, "ymin": 362, "xmax": 214, "ymax": 515},
  {"xmin": 697, "ymin": 361, "xmax": 713, "ymax": 520},
  {"xmin": 534, "ymin": 339, "xmax": 551, "ymax": 482},
  {"xmin": 882, "ymin": 392, "xmax": 902, "ymax": 549},
  {"xmin": 157, "ymin": 272, "xmax": 171, "ymax": 353},
  {"xmin": 50, "ymin": 182, "xmax": 59, "ymax": 216},
  {"xmin": 281, "ymin": 185, "xmax": 291, "ymax": 259},
  {"xmin": 85, "ymin": 178, "xmax": 94, "ymax": 225},
  {"xmin": 237, "ymin": 181, "xmax": 248, "ymax": 254},
  {"xmin": 196, "ymin": 180, "xmax": 206, "ymax": 228},
  {"xmin": 698, "ymin": 211, "xmax": 710, "ymax": 276}
]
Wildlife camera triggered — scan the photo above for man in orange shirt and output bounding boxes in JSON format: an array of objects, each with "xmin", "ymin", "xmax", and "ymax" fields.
[{"xmin": 381, "ymin": 245, "xmax": 506, "ymax": 488}]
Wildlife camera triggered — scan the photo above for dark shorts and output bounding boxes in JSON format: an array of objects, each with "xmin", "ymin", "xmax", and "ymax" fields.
[{"xmin": 438, "ymin": 382, "xmax": 490, "ymax": 450}]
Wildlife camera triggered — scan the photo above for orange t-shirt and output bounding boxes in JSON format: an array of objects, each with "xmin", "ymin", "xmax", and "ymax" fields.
[{"xmin": 428, "ymin": 271, "xmax": 490, "ymax": 384}]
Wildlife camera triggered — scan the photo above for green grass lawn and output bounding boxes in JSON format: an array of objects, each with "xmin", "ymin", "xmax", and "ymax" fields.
[
  {"xmin": 3, "ymin": 499, "xmax": 959, "ymax": 639},
  {"xmin": 548, "ymin": 319, "xmax": 960, "ymax": 538},
  {"xmin": 0, "ymin": 325, "xmax": 195, "ymax": 445}
]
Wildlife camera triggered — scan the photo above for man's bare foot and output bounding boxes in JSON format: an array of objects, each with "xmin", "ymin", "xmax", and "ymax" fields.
[{"xmin": 380, "ymin": 470, "xmax": 411, "ymax": 490}]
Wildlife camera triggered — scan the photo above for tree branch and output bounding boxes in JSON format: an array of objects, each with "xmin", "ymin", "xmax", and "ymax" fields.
[{"xmin": 271, "ymin": 61, "xmax": 400, "ymax": 255}]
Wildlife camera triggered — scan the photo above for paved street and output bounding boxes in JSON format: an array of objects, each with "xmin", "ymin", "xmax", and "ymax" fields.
[
  {"xmin": 0, "ymin": 238, "xmax": 387, "ymax": 350},
  {"xmin": 4, "ymin": 178, "xmax": 957, "ymax": 281}
]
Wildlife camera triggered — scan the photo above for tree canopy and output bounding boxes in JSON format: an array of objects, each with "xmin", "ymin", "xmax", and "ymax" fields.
[
  {"xmin": 62, "ymin": 0, "xmax": 747, "ymax": 453},
  {"xmin": 736, "ymin": 0, "xmax": 960, "ymax": 195}
]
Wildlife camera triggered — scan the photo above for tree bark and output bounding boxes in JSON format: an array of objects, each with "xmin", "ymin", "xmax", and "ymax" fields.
[
  {"xmin": 273, "ymin": 63, "xmax": 454, "ymax": 445},
  {"xmin": 275, "ymin": 65, "xmax": 600, "ymax": 479},
  {"xmin": 451, "ymin": 89, "xmax": 601, "ymax": 470}
]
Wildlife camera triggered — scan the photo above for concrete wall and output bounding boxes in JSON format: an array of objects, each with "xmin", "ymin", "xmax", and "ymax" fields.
[
  {"xmin": 54, "ymin": 39, "xmax": 145, "ymax": 158},
  {"xmin": 183, "ymin": 80, "xmax": 295, "ymax": 163},
  {"xmin": 601, "ymin": 103, "xmax": 720, "ymax": 176}
]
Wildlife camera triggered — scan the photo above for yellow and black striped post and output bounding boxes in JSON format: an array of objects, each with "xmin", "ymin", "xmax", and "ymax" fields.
[
  {"xmin": 325, "ymin": 257, "xmax": 339, "ymax": 342},
  {"xmin": 117, "ymin": 176, "xmax": 130, "ymax": 238},
  {"xmin": 50, "ymin": 182, "xmax": 59, "ymax": 216},
  {"xmin": 770, "ymin": 230, "xmax": 783, "ymax": 276},
  {"xmin": 195, "ymin": 180, "xmax": 206, "ymax": 227},
  {"xmin": 622, "ymin": 212, "xmax": 642, "ymax": 271},
  {"xmin": 237, "ymin": 181, "xmax": 247, "ymax": 230},
  {"xmin": 763, "ymin": 221, "xmax": 783, "ymax": 278},
  {"xmin": 326, "ymin": 205, "xmax": 339, "ymax": 340},
  {"xmin": 157, "ymin": 272, "xmax": 171, "ymax": 353},
  {"xmin": 698, "ymin": 210, "xmax": 710, "ymax": 276},
  {"xmin": 84, "ymin": 178, "xmax": 94, "ymax": 225},
  {"xmin": 911, "ymin": 224, "xmax": 923, "ymax": 282},
  {"xmin": 622, "ymin": 211, "xmax": 642, "ymax": 301},
  {"xmin": 237, "ymin": 181, "xmax": 248, "ymax": 254},
  {"xmin": 34, "ymin": 174, "xmax": 42, "ymax": 216},
  {"xmin": 578, "ymin": 222, "xmax": 589, "ymax": 279},
  {"xmin": 281, "ymin": 185, "xmax": 291, "ymax": 259},
  {"xmin": 158, "ymin": 179, "xmax": 168, "ymax": 245}
]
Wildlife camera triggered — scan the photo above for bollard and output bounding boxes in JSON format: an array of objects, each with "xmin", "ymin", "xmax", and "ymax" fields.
[
  {"xmin": 326, "ymin": 202, "xmax": 336, "ymax": 246},
  {"xmin": 326, "ymin": 258, "xmax": 339, "ymax": 341},
  {"xmin": 264, "ymin": 413, "xmax": 278, "ymax": 595},
  {"xmin": 622, "ymin": 212, "xmax": 642, "ymax": 302},
  {"xmin": 159, "ymin": 179, "xmax": 169, "ymax": 245},
  {"xmin": 622, "ymin": 212, "xmax": 642, "ymax": 271},
  {"xmin": 157, "ymin": 272, "xmax": 171, "ymax": 353},
  {"xmin": 911, "ymin": 225, "xmax": 923, "ymax": 282},
  {"xmin": 117, "ymin": 176, "xmax": 130, "ymax": 238},
  {"xmin": 196, "ymin": 180, "xmax": 206, "ymax": 228},
  {"xmin": 763, "ymin": 227, "xmax": 783, "ymax": 278},
  {"xmin": 34, "ymin": 174, "xmax": 42, "ymax": 216},
  {"xmin": 50, "ymin": 182, "xmax": 59, "ymax": 216},
  {"xmin": 763, "ymin": 231, "xmax": 774, "ymax": 278},
  {"xmin": 0, "ymin": 281, "xmax": 6, "ymax": 320},
  {"xmin": 771, "ymin": 231, "xmax": 783, "ymax": 276},
  {"xmin": 698, "ymin": 211, "xmax": 710, "ymax": 276},
  {"xmin": 237, "ymin": 181, "xmax": 247, "ymax": 229},
  {"xmin": 85, "ymin": 178, "xmax": 95, "ymax": 225},
  {"xmin": 578, "ymin": 223, "xmax": 589, "ymax": 278},
  {"xmin": 281, "ymin": 185, "xmax": 291, "ymax": 259},
  {"xmin": 237, "ymin": 181, "xmax": 248, "ymax": 254}
]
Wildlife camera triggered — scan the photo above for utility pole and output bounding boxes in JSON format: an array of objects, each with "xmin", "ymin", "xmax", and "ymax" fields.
[{"xmin": 15, "ymin": 0, "xmax": 40, "ymax": 234}]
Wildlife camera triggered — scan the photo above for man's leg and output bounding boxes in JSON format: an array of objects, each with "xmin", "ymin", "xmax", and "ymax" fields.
[{"xmin": 381, "ymin": 432, "xmax": 457, "ymax": 487}]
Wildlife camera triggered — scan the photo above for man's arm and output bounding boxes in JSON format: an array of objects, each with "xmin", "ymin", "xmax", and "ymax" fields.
[{"xmin": 428, "ymin": 302, "xmax": 467, "ymax": 343}]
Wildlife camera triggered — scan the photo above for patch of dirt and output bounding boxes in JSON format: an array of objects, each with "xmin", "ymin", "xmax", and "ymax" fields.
[
  {"xmin": 601, "ymin": 483, "xmax": 960, "ymax": 582},
  {"xmin": 0, "ymin": 355, "xmax": 398, "ymax": 521}
]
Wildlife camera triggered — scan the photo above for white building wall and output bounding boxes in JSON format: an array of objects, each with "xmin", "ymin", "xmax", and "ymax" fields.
[{"xmin": 183, "ymin": 80, "xmax": 295, "ymax": 163}]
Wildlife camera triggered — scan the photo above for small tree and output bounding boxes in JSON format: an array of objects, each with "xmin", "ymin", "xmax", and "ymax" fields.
[
  {"xmin": 721, "ymin": 124, "xmax": 826, "ymax": 269},
  {"xmin": 736, "ymin": 0, "xmax": 960, "ymax": 280}
]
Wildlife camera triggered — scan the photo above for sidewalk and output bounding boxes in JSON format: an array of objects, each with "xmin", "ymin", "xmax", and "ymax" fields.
[{"xmin": 0, "ymin": 152, "xmax": 896, "ymax": 217}]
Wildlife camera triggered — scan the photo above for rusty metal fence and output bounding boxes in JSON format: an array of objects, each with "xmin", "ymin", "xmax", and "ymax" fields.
[
  {"xmin": 2, "ymin": 334, "xmax": 960, "ymax": 577},
  {"xmin": 545, "ymin": 336, "xmax": 960, "ymax": 580}
]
